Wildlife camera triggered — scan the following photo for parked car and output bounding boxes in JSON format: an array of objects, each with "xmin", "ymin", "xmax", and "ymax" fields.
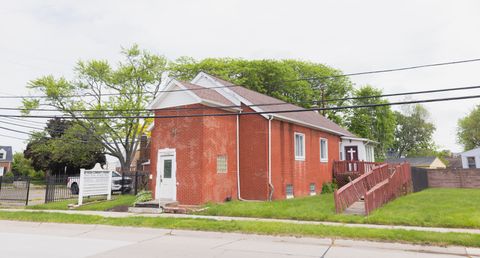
[{"xmin": 67, "ymin": 171, "xmax": 133, "ymax": 195}]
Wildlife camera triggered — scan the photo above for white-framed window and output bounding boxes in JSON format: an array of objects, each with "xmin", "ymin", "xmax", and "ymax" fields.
[
  {"xmin": 320, "ymin": 138, "xmax": 328, "ymax": 162},
  {"xmin": 217, "ymin": 155, "xmax": 227, "ymax": 173},
  {"xmin": 286, "ymin": 184, "xmax": 294, "ymax": 199},
  {"xmin": 309, "ymin": 183, "xmax": 316, "ymax": 196},
  {"xmin": 294, "ymin": 132, "xmax": 305, "ymax": 161},
  {"xmin": 0, "ymin": 153, "xmax": 4, "ymax": 160},
  {"xmin": 339, "ymin": 142, "xmax": 344, "ymax": 161},
  {"xmin": 467, "ymin": 157, "xmax": 476, "ymax": 169}
]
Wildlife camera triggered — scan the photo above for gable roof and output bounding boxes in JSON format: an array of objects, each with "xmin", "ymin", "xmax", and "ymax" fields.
[
  {"xmin": 385, "ymin": 156, "xmax": 443, "ymax": 167},
  {"xmin": 199, "ymin": 73, "xmax": 356, "ymax": 137},
  {"xmin": 0, "ymin": 146, "xmax": 13, "ymax": 162},
  {"xmin": 180, "ymin": 81, "xmax": 235, "ymax": 106}
]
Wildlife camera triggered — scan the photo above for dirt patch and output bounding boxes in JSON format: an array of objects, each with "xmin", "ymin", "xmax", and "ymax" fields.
[{"xmin": 107, "ymin": 205, "xmax": 130, "ymax": 212}]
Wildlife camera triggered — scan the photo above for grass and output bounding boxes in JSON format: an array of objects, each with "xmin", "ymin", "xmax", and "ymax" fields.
[
  {"xmin": 199, "ymin": 188, "xmax": 480, "ymax": 229},
  {"xmin": 28, "ymin": 195, "xmax": 136, "ymax": 211},
  {"xmin": 0, "ymin": 210, "xmax": 479, "ymax": 247}
]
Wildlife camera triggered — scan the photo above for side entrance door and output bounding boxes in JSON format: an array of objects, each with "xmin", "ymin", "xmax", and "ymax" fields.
[
  {"xmin": 156, "ymin": 149, "xmax": 176, "ymax": 201},
  {"xmin": 344, "ymin": 146, "xmax": 359, "ymax": 172}
]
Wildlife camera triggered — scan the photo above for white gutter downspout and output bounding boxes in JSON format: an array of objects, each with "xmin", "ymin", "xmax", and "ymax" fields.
[{"xmin": 268, "ymin": 115, "xmax": 274, "ymax": 201}]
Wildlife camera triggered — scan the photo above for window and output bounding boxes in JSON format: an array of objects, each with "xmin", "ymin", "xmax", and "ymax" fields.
[
  {"xmin": 320, "ymin": 138, "xmax": 328, "ymax": 162},
  {"xmin": 339, "ymin": 142, "xmax": 344, "ymax": 161},
  {"xmin": 0, "ymin": 153, "xmax": 3, "ymax": 160},
  {"xmin": 309, "ymin": 183, "xmax": 316, "ymax": 196},
  {"xmin": 467, "ymin": 157, "xmax": 476, "ymax": 169},
  {"xmin": 217, "ymin": 155, "xmax": 227, "ymax": 173},
  {"xmin": 163, "ymin": 159, "xmax": 172, "ymax": 178},
  {"xmin": 286, "ymin": 184, "xmax": 294, "ymax": 199},
  {"xmin": 294, "ymin": 133, "xmax": 305, "ymax": 160}
]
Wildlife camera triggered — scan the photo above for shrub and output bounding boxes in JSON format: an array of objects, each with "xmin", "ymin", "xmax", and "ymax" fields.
[
  {"xmin": 321, "ymin": 182, "xmax": 337, "ymax": 194},
  {"xmin": 135, "ymin": 191, "xmax": 153, "ymax": 204}
]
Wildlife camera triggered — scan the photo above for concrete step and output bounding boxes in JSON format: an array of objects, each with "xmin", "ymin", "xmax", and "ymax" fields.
[{"xmin": 343, "ymin": 200, "xmax": 366, "ymax": 216}]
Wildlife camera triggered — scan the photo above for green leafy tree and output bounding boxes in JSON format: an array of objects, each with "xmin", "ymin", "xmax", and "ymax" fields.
[
  {"xmin": 457, "ymin": 105, "xmax": 480, "ymax": 150},
  {"xmin": 346, "ymin": 85, "xmax": 396, "ymax": 159},
  {"xmin": 11, "ymin": 152, "xmax": 41, "ymax": 179},
  {"xmin": 169, "ymin": 58, "xmax": 353, "ymax": 124},
  {"xmin": 23, "ymin": 45, "xmax": 167, "ymax": 171},
  {"xmin": 24, "ymin": 118, "xmax": 106, "ymax": 175},
  {"xmin": 393, "ymin": 104, "xmax": 436, "ymax": 157}
]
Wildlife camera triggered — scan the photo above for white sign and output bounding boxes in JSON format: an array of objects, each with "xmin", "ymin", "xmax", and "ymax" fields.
[{"xmin": 78, "ymin": 163, "xmax": 112, "ymax": 205}]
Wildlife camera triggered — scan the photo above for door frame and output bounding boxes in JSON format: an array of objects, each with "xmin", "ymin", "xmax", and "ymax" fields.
[{"xmin": 156, "ymin": 148, "xmax": 177, "ymax": 201}]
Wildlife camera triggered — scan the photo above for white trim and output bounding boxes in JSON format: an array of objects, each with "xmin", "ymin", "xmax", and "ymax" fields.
[
  {"xmin": 341, "ymin": 136, "xmax": 378, "ymax": 144},
  {"xmin": 294, "ymin": 132, "xmax": 305, "ymax": 161},
  {"xmin": 320, "ymin": 138, "xmax": 328, "ymax": 163},
  {"xmin": 148, "ymin": 79, "xmax": 201, "ymax": 110}
]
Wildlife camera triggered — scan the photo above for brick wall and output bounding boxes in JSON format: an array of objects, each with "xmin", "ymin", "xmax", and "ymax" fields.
[
  {"xmin": 0, "ymin": 162, "xmax": 12, "ymax": 173},
  {"xmin": 427, "ymin": 169, "xmax": 480, "ymax": 188}
]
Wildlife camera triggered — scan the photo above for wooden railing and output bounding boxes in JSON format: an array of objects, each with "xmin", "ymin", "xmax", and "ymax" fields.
[
  {"xmin": 333, "ymin": 164, "xmax": 390, "ymax": 213},
  {"xmin": 333, "ymin": 160, "xmax": 382, "ymax": 175},
  {"xmin": 364, "ymin": 162, "xmax": 412, "ymax": 215}
]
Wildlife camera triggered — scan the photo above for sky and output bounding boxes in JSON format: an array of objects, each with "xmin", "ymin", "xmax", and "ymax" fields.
[{"xmin": 1, "ymin": 0, "xmax": 480, "ymax": 155}]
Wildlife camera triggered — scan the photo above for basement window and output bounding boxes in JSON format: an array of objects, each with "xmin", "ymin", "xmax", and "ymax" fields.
[
  {"xmin": 286, "ymin": 184, "xmax": 294, "ymax": 199},
  {"xmin": 294, "ymin": 132, "xmax": 305, "ymax": 161},
  {"xmin": 217, "ymin": 155, "xmax": 227, "ymax": 173},
  {"xmin": 309, "ymin": 183, "xmax": 316, "ymax": 196}
]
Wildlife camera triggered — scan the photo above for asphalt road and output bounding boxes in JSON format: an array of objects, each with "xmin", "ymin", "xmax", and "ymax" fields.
[{"xmin": 0, "ymin": 220, "xmax": 478, "ymax": 258}]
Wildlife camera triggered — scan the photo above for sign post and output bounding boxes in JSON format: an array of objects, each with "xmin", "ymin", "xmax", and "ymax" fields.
[{"xmin": 78, "ymin": 163, "xmax": 112, "ymax": 206}]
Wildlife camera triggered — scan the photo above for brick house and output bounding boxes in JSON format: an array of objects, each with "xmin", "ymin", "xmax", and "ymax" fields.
[
  {"xmin": 0, "ymin": 146, "xmax": 13, "ymax": 176},
  {"xmin": 148, "ymin": 72, "xmax": 374, "ymax": 205}
]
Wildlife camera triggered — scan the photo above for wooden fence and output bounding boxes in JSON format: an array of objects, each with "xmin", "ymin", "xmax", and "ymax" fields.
[
  {"xmin": 333, "ymin": 163, "xmax": 390, "ymax": 213},
  {"xmin": 364, "ymin": 162, "xmax": 412, "ymax": 215}
]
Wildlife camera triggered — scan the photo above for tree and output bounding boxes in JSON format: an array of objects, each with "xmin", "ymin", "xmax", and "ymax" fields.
[
  {"xmin": 169, "ymin": 58, "xmax": 353, "ymax": 124},
  {"xmin": 24, "ymin": 118, "xmax": 106, "ymax": 175},
  {"xmin": 11, "ymin": 152, "xmax": 38, "ymax": 178},
  {"xmin": 457, "ymin": 105, "xmax": 480, "ymax": 150},
  {"xmin": 346, "ymin": 85, "xmax": 396, "ymax": 160},
  {"xmin": 392, "ymin": 104, "xmax": 436, "ymax": 157},
  {"xmin": 24, "ymin": 45, "xmax": 167, "ymax": 171}
]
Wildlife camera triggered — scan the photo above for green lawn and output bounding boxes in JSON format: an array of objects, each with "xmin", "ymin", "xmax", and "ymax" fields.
[
  {"xmin": 199, "ymin": 188, "xmax": 480, "ymax": 229},
  {"xmin": 0, "ymin": 210, "xmax": 479, "ymax": 247},
  {"xmin": 29, "ymin": 195, "xmax": 136, "ymax": 211}
]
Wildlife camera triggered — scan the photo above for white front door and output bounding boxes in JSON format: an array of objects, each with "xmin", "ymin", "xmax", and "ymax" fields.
[{"xmin": 156, "ymin": 150, "xmax": 176, "ymax": 201}]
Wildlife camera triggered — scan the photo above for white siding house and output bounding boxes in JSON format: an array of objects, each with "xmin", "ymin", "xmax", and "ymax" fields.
[
  {"xmin": 339, "ymin": 136, "xmax": 376, "ymax": 162},
  {"xmin": 460, "ymin": 147, "xmax": 480, "ymax": 169}
]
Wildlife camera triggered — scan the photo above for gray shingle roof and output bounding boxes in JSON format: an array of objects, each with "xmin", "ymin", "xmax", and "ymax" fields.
[
  {"xmin": 385, "ymin": 156, "xmax": 439, "ymax": 167},
  {"xmin": 181, "ymin": 81, "xmax": 235, "ymax": 106},
  {"xmin": 0, "ymin": 146, "xmax": 13, "ymax": 162},
  {"xmin": 206, "ymin": 74, "xmax": 356, "ymax": 137}
]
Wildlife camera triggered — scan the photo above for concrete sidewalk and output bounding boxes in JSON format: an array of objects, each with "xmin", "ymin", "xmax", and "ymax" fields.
[
  {"xmin": 0, "ymin": 220, "xmax": 478, "ymax": 257},
  {"xmin": 1, "ymin": 208, "xmax": 480, "ymax": 235}
]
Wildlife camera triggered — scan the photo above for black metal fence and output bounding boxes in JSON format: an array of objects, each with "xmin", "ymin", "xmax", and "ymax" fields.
[
  {"xmin": 0, "ymin": 176, "xmax": 31, "ymax": 205},
  {"xmin": 411, "ymin": 167, "xmax": 429, "ymax": 192},
  {"xmin": 118, "ymin": 171, "xmax": 151, "ymax": 195},
  {"xmin": 45, "ymin": 174, "xmax": 79, "ymax": 203}
]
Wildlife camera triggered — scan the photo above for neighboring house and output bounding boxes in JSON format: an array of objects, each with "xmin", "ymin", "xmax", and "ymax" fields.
[
  {"xmin": 445, "ymin": 156, "xmax": 463, "ymax": 169},
  {"xmin": 0, "ymin": 146, "xmax": 13, "ymax": 176},
  {"xmin": 386, "ymin": 156, "xmax": 446, "ymax": 169},
  {"xmin": 148, "ymin": 72, "xmax": 374, "ymax": 205},
  {"xmin": 460, "ymin": 147, "xmax": 480, "ymax": 169}
]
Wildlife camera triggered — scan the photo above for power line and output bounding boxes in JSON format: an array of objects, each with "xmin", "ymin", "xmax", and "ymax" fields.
[
  {"xmin": 0, "ymin": 93, "xmax": 478, "ymax": 120},
  {"xmin": 2, "ymin": 57, "xmax": 480, "ymax": 100},
  {"xmin": 282, "ymin": 58, "xmax": 480, "ymax": 82},
  {"xmin": 0, "ymin": 133, "xmax": 28, "ymax": 141},
  {"xmin": 3, "ymin": 83, "xmax": 480, "ymax": 113},
  {"xmin": 0, "ymin": 119, "xmax": 44, "ymax": 130}
]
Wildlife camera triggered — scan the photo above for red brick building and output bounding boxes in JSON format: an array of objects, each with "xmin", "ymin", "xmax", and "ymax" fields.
[
  {"xmin": 0, "ymin": 146, "xmax": 13, "ymax": 176},
  {"xmin": 148, "ymin": 73, "xmax": 374, "ymax": 205}
]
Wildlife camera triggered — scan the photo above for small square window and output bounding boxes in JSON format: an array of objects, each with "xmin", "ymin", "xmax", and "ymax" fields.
[
  {"xmin": 0, "ymin": 153, "xmax": 4, "ymax": 160},
  {"xmin": 320, "ymin": 138, "xmax": 328, "ymax": 162},
  {"xmin": 217, "ymin": 155, "xmax": 227, "ymax": 173},
  {"xmin": 286, "ymin": 184, "xmax": 294, "ymax": 199},
  {"xmin": 294, "ymin": 133, "xmax": 305, "ymax": 161},
  {"xmin": 309, "ymin": 183, "xmax": 316, "ymax": 196}
]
